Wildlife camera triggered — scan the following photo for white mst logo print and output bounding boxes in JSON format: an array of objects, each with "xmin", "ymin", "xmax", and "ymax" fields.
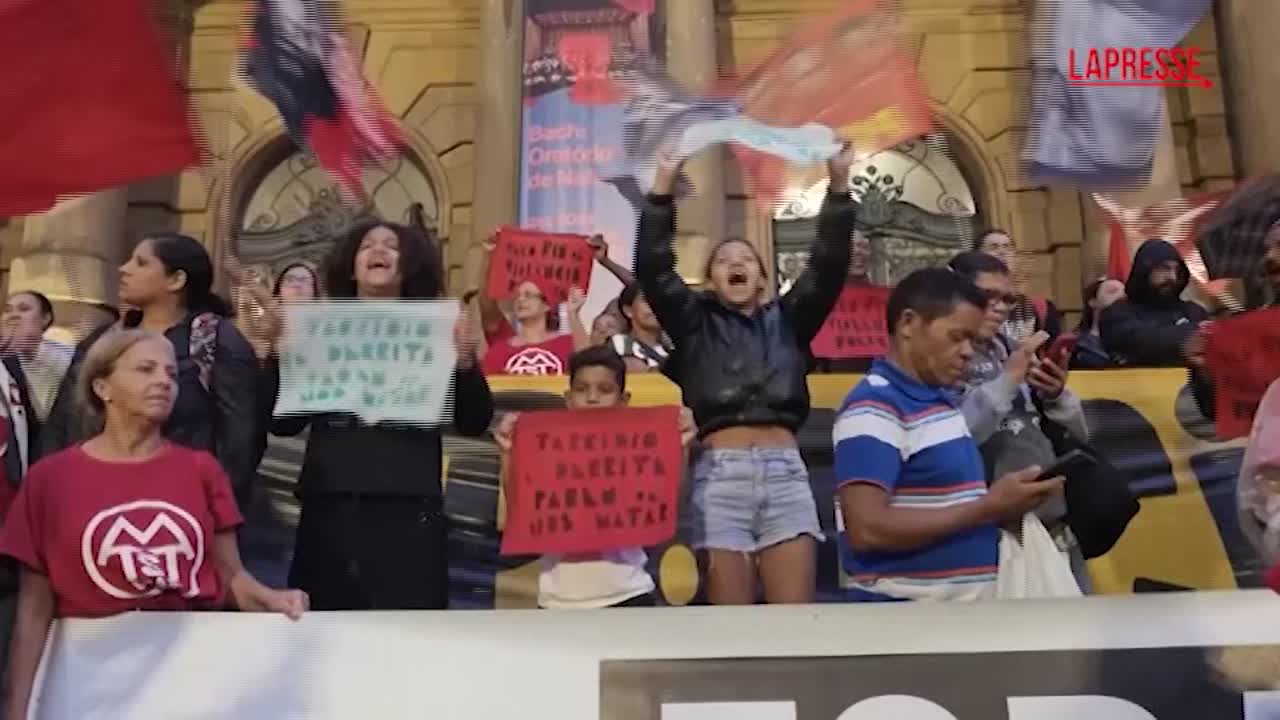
[
  {"xmin": 80, "ymin": 500, "xmax": 205, "ymax": 600},
  {"xmin": 505, "ymin": 347, "xmax": 564, "ymax": 375}
]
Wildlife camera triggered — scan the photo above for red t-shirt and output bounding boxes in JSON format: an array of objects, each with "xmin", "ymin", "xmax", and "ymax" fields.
[
  {"xmin": 0, "ymin": 444, "xmax": 244, "ymax": 618},
  {"xmin": 484, "ymin": 317, "xmax": 515, "ymax": 346},
  {"xmin": 481, "ymin": 333, "xmax": 575, "ymax": 376}
]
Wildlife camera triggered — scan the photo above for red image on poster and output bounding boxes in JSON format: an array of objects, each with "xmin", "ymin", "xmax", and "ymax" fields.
[
  {"xmin": 811, "ymin": 284, "xmax": 890, "ymax": 359},
  {"xmin": 1205, "ymin": 307, "xmax": 1280, "ymax": 440},
  {"xmin": 501, "ymin": 405, "xmax": 683, "ymax": 556},
  {"xmin": 486, "ymin": 227, "xmax": 594, "ymax": 303}
]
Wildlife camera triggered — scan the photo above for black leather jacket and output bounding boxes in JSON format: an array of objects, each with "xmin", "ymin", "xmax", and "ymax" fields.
[{"xmin": 636, "ymin": 193, "xmax": 856, "ymax": 438}]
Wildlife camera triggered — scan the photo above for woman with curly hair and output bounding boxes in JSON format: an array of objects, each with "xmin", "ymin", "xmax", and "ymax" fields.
[{"xmin": 265, "ymin": 220, "xmax": 493, "ymax": 610}]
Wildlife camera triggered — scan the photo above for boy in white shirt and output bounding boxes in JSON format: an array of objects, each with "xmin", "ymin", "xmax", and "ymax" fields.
[{"xmin": 494, "ymin": 345, "xmax": 695, "ymax": 608}]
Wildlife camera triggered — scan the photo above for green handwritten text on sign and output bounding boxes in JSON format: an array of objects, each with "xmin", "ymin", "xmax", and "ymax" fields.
[{"xmin": 275, "ymin": 300, "xmax": 459, "ymax": 425}]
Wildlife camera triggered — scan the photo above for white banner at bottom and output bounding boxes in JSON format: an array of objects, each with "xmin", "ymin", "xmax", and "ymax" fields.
[{"xmin": 28, "ymin": 591, "xmax": 1280, "ymax": 719}]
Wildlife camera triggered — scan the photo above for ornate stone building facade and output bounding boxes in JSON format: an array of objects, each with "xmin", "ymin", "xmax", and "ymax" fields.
[{"xmin": 0, "ymin": 0, "xmax": 1270, "ymax": 335}]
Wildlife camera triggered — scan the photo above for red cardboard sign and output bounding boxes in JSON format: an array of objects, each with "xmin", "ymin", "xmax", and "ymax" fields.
[
  {"xmin": 487, "ymin": 227, "xmax": 594, "ymax": 304},
  {"xmin": 810, "ymin": 284, "xmax": 890, "ymax": 359},
  {"xmin": 1205, "ymin": 307, "xmax": 1280, "ymax": 440},
  {"xmin": 501, "ymin": 405, "xmax": 683, "ymax": 556}
]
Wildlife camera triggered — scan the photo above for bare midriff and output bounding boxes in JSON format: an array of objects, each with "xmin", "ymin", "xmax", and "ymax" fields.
[{"xmin": 703, "ymin": 424, "xmax": 796, "ymax": 450}]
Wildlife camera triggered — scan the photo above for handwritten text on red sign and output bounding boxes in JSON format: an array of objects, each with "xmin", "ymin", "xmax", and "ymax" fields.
[
  {"xmin": 487, "ymin": 227, "xmax": 593, "ymax": 303},
  {"xmin": 810, "ymin": 284, "xmax": 890, "ymax": 359},
  {"xmin": 501, "ymin": 405, "xmax": 682, "ymax": 556}
]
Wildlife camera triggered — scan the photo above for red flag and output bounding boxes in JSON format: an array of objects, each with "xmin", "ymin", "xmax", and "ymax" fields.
[
  {"xmin": 1204, "ymin": 307, "xmax": 1280, "ymax": 440},
  {"xmin": 725, "ymin": 0, "xmax": 932, "ymax": 209},
  {"xmin": 0, "ymin": 0, "xmax": 199, "ymax": 216}
]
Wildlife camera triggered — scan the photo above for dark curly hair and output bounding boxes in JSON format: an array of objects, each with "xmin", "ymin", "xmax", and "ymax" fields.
[{"xmin": 324, "ymin": 220, "xmax": 444, "ymax": 299}]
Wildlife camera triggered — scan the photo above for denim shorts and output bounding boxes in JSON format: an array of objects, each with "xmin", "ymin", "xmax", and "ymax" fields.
[{"xmin": 690, "ymin": 447, "xmax": 824, "ymax": 553}]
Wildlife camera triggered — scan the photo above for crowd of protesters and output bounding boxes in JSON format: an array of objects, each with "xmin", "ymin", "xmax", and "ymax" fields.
[{"xmin": 0, "ymin": 146, "xmax": 1277, "ymax": 715}]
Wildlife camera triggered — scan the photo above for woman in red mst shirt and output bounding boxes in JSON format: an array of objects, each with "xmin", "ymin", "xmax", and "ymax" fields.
[
  {"xmin": 0, "ymin": 330, "xmax": 306, "ymax": 720},
  {"xmin": 476, "ymin": 232, "xmax": 588, "ymax": 376}
]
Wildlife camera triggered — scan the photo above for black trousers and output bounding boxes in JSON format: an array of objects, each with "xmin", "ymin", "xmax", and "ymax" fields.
[{"xmin": 289, "ymin": 494, "xmax": 449, "ymax": 610}]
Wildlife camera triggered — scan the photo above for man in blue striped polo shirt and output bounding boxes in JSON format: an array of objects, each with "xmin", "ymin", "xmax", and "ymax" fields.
[{"xmin": 834, "ymin": 268, "xmax": 1065, "ymax": 602}]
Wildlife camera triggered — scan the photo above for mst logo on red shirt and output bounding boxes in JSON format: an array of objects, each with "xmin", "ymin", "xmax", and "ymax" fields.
[
  {"xmin": 0, "ymin": 444, "xmax": 242, "ymax": 618},
  {"xmin": 482, "ymin": 333, "xmax": 574, "ymax": 376},
  {"xmin": 81, "ymin": 500, "xmax": 206, "ymax": 600}
]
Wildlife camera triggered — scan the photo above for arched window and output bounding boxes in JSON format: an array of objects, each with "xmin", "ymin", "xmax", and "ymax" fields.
[
  {"xmin": 233, "ymin": 149, "xmax": 440, "ymax": 288},
  {"xmin": 772, "ymin": 133, "xmax": 980, "ymax": 288}
]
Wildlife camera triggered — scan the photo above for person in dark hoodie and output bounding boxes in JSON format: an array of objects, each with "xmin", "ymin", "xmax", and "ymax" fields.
[
  {"xmin": 636, "ymin": 143, "xmax": 856, "ymax": 605},
  {"xmin": 269, "ymin": 220, "xmax": 493, "ymax": 610},
  {"xmin": 1099, "ymin": 238, "xmax": 1213, "ymax": 413}
]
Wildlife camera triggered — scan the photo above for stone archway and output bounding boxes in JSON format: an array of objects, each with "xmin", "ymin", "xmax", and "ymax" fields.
[
  {"xmin": 771, "ymin": 131, "xmax": 982, "ymax": 288},
  {"xmin": 229, "ymin": 144, "xmax": 442, "ymax": 292}
]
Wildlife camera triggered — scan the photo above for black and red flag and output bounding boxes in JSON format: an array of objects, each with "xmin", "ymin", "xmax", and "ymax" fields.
[
  {"xmin": 241, "ymin": 0, "xmax": 403, "ymax": 199},
  {"xmin": 0, "ymin": 0, "xmax": 200, "ymax": 216}
]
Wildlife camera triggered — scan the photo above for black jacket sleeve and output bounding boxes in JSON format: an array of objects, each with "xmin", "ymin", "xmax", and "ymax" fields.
[
  {"xmin": 780, "ymin": 192, "xmax": 856, "ymax": 344},
  {"xmin": 452, "ymin": 364, "xmax": 493, "ymax": 437},
  {"xmin": 210, "ymin": 322, "xmax": 264, "ymax": 507},
  {"xmin": 260, "ymin": 356, "xmax": 312, "ymax": 437},
  {"xmin": 634, "ymin": 195, "xmax": 703, "ymax": 342},
  {"xmin": 1099, "ymin": 300, "xmax": 1200, "ymax": 366}
]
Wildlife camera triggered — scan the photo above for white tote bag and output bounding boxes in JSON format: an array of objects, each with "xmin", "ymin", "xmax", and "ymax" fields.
[{"xmin": 996, "ymin": 513, "xmax": 1083, "ymax": 599}]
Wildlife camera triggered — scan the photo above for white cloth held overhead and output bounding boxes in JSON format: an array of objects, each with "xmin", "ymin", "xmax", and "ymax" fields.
[{"xmin": 676, "ymin": 119, "xmax": 842, "ymax": 165}]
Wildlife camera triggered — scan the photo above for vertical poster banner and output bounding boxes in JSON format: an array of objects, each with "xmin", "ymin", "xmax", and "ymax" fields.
[{"xmin": 519, "ymin": 0, "xmax": 658, "ymax": 323}]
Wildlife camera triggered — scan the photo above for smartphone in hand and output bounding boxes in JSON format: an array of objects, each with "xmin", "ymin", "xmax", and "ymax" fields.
[
  {"xmin": 1035, "ymin": 449, "xmax": 1095, "ymax": 482},
  {"xmin": 1044, "ymin": 332, "xmax": 1078, "ymax": 365}
]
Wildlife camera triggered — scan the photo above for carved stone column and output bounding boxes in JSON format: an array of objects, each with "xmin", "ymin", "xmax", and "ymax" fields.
[
  {"xmin": 467, "ymin": 0, "xmax": 524, "ymax": 292},
  {"xmin": 666, "ymin": 0, "xmax": 725, "ymax": 255},
  {"xmin": 1216, "ymin": 0, "xmax": 1280, "ymax": 176},
  {"xmin": 13, "ymin": 190, "xmax": 130, "ymax": 338}
]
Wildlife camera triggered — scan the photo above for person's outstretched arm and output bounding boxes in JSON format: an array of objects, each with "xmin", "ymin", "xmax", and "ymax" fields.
[
  {"xmin": 476, "ymin": 234, "xmax": 512, "ymax": 344},
  {"xmin": 589, "ymin": 234, "xmax": 636, "ymax": 287},
  {"xmin": 634, "ymin": 153, "xmax": 702, "ymax": 342},
  {"xmin": 780, "ymin": 143, "xmax": 858, "ymax": 343}
]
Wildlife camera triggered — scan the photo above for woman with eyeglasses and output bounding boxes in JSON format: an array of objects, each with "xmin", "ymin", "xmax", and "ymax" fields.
[
  {"xmin": 475, "ymin": 233, "xmax": 589, "ymax": 376},
  {"xmin": 947, "ymin": 251, "xmax": 1090, "ymax": 590}
]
